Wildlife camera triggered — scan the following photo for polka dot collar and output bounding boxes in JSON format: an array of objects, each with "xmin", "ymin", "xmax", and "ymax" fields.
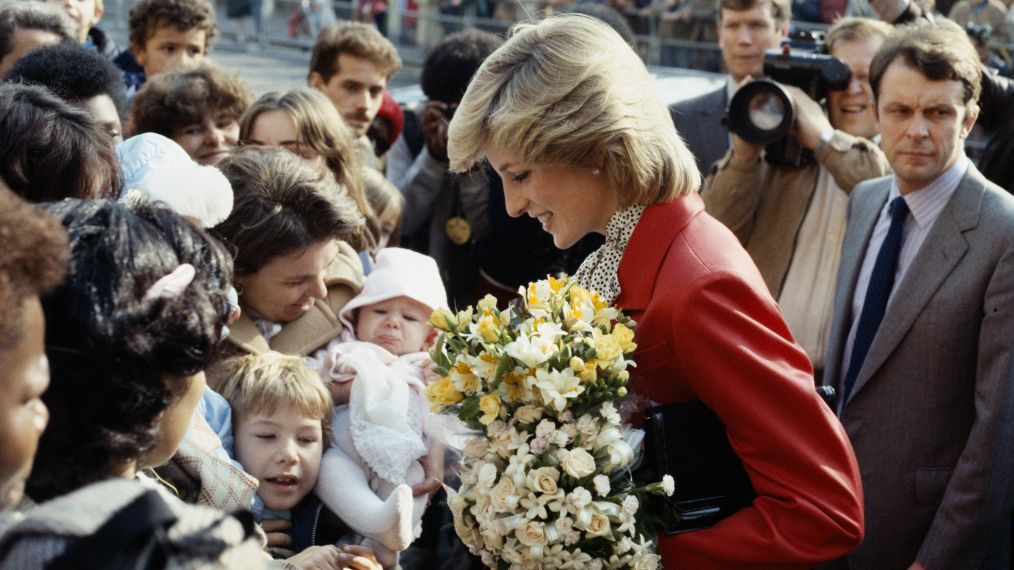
[{"xmin": 574, "ymin": 204, "xmax": 647, "ymax": 303}]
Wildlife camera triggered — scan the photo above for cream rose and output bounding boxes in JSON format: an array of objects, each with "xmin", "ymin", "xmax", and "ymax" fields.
[
  {"xmin": 516, "ymin": 520, "xmax": 549, "ymax": 547},
  {"xmin": 514, "ymin": 405, "xmax": 543, "ymax": 424},
  {"xmin": 463, "ymin": 438, "xmax": 489, "ymax": 459},
  {"xmin": 632, "ymin": 553, "xmax": 662, "ymax": 570},
  {"xmin": 561, "ymin": 448, "xmax": 597, "ymax": 479},
  {"xmin": 491, "ymin": 477, "xmax": 520, "ymax": 512},
  {"xmin": 526, "ymin": 467, "xmax": 560, "ymax": 495},
  {"xmin": 585, "ymin": 510, "xmax": 612, "ymax": 537}
]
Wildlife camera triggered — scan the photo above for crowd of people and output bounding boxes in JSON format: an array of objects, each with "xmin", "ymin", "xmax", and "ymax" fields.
[{"xmin": 0, "ymin": 0, "xmax": 1012, "ymax": 568}]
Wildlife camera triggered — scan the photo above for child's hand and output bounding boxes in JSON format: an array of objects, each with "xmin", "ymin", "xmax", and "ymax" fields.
[
  {"xmin": 260, "ymin": 518, "xmax": 294, "ymax": 557},
  {"xmin": 287, "ymin": 544, "xmax": 343, "ymax": 569},
  {"xmin": 336, "ymin": 545, "xmax": 382, "ymax": 570}
]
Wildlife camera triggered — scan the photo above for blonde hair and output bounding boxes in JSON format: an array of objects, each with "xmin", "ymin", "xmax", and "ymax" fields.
[
  {"xmin": 826, "ymin": 17, "xmax": 893, "ymax": 54},
  {"xmin": 239, "ymin": 89, "xmax": 376, "ymax": 250},
  {"xmin": 447, "ymin": 14, "xmax": 700, "ymax": 206},
  {"xmin": 209, "ymin": 351, "xmax": 333, "ymax": 445}
]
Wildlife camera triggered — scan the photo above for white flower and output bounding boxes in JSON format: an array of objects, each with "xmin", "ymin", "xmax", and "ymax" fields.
[
  {"xmin": 481, "ymin": 527, "xmax": 504, "ymax": 551},
  {"xmin": 593, "ymin": 474, "xmax": 611, "ymax": 497},
  {"xmin": 477, "ymin": 462, "xmax": 498, "ymax": 489},
  {"xmin": 600, "ymin": 439, "xmax": 635, "ymax": 474},
  {"xmin": 622, "ymin": 495, "xmax": 640, "ymax": 516},
  {"xmin": 576, "ymin": 414, "xmax": 598, "ymax": 437},
  {"xmin": 600, "ymin": 401, "xmax": 621, "ymax": 424},
  {"xmin": 535, "ymin": 418, "xmax": 557, "ymax": 438},
  {"xmin": 631, "ymin": 553, "xmax": 662, "ymax": 570},
  {"xmin": 530, "ymin": 435, "xmax": 548, "ymax": 454},
  {"xmin": 561, "ymin": 447, "xmax": 596, "ymax": 479},
  {"xmin": 616, "ymin": 536, "xmax": 633, "ymax": 554},
  {"xmin": 462, "ymin": 438, "xmax": 489, "ymax": 459},
  {"xmin": 551, "ymin": 429, "xmax": 570, "ymax": 447},
  {"xmin": 567, "ymin": 487, "xmax": 593, "ymax": 512},
  {"xmin": 534, "ymin": 368, "xmax": 584, "ymax": 412},
  {"xmin": 662, "ymin": 474, "xmax": 675, "ymax": 496},
  {"xmin": 505, "ymin": 332, "xmax": 557, "ymax": 368}
]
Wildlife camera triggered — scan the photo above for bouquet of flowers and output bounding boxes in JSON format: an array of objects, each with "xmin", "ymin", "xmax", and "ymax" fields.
[{"xmin": 426, "ymin": 276, "xmax": 674, "ymax": 570}]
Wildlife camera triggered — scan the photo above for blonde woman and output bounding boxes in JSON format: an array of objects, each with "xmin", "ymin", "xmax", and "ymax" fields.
[
  {"xmin": 239, "ymin": 89, "xmax": 377, "ymax": 252},
  {"xmin": 447, "ymin": 14, "xmax": 865, "ymax": 568}
]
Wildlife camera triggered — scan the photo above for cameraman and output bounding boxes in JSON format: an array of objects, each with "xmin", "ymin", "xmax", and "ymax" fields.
[{"xmin": 702, "ymin": 17, "xmax": 892, "ymax": 378}]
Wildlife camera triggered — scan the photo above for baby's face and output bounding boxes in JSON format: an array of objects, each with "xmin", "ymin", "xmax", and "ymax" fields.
[
  {"xmin": 234, "ymin": 405, "xmax": 323, "ymax": 511},
  {"xmin": 356, "ymin": 296, "xmax": 435, "ymax": 356}
]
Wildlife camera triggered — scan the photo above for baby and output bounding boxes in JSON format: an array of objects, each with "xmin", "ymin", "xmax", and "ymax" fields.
[{"xmin": 312, "ymin": 247, "xmax": 447, "ymax": 566}]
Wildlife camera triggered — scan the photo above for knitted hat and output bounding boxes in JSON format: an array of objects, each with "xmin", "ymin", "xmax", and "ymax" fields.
[
  {"xmin": 339, "ymin": 248, "xmax": 448, "ymax": 330},
  {"xmin": 376, "ymin": 90, "xmax": 405, "ymax": 146},
  {"xmin": 118, "ymin": 133, "xmax": 234, "ymax": 228}
]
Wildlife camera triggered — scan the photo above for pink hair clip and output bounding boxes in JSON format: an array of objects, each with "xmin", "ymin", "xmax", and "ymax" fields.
[{"xmin": 143, "ymin": 264, "xmax": 196, "ymax": 302}]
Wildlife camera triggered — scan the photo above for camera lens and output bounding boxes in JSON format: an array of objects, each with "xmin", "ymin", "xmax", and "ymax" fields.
[{"xmin": 726, "ymin": 80, "xmax": 794, "ymax": 146}]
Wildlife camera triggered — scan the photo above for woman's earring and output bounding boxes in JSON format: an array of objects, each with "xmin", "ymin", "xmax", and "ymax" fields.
[{"xmin": 592, "ymin": 168, "xmax": 602, "ymax": 176}]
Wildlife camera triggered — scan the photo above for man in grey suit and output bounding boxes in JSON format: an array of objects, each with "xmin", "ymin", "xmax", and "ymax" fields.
[
  {"xmin": 824, "ymin": 20, "xmax": 1014, "ymax": 569},
  {"xmin": 670, "ymin": 0, "xmax": 788, "ymax": 176}
]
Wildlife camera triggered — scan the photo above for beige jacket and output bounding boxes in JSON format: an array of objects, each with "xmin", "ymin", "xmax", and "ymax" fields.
[
  {"xmin": 224, "ymin": 240, "xmax": 365, "ymax": 358},
  {"xmin": 702, "ymin": 130, "xmax": 890, "ymax": 298}
]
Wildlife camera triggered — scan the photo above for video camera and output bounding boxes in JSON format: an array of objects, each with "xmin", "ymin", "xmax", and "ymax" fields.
[{"xmin": 725, "ymin": 30, "xmax": 851, "ymax": 169}]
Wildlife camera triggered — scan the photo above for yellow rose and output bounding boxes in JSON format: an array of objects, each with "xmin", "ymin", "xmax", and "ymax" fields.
[
  {"xmin": 426, "ymin": 377, "xmax": 463, "ymax": 407},
  {"xmin": 429, "ymin": 307, "xmax": 456, "ymax": 331},
  {"xmin": 594, "ymin": 329, "xmax": 623, "ymax": 363},
  {"xmin": 479, "ymin": 393, "xmax": 502, "ymax": 425},
  {"xmin": 612, "ymin": 323, "xmax": 637, "ymax": 353},
  {"xmin": 476, "ymin": 314, "xmax": 501, "ymax": 343}
]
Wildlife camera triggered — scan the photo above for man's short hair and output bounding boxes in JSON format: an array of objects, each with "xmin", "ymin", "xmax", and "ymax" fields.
[
  {"xmin": 869, "ymin": 19, "xmax": 982, "ymax": 107},
  {"xmin": 127, "ymin": 0, "xmax": 217, "ymax": 52},
  {"xmin": 309, "ymin": 21, "xmax": 401, "ymax": 83},
  {"xmin": 717, "ymin": 0, "xmax": 791, "ymax": 26},
  {"xmin": 826, "ymin": 17, "xmax": 893, "ymax": 53},
  {"xmin": 131, "ymin": 63, "xmax": 252, "ymax": 137},
  {"xmin": 0, "ymin": 3, "xmax": 74, "ymax": 65},
  {"xmin": 6, "ymin": 42, "xmax": 127, "ymax": 117},
  {"xmin": 421, "ymin": 29, "xmax": 502, "ymax": 104}
]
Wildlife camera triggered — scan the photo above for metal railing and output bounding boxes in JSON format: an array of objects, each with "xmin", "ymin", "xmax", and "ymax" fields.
[{"xmin": 103, "ymin": 0, "xmax": 724, "ymax": 70}]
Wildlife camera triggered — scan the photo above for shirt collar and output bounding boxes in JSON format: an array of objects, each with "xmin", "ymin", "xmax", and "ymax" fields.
[{"xmin": 888, "ymin": 154, "xmax": 969, "ymax": 229}]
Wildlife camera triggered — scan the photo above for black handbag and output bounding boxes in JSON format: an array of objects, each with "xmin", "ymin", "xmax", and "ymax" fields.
[{"xmin": 641, "ymin": 400, "xmax": 757, "ymax": 535}]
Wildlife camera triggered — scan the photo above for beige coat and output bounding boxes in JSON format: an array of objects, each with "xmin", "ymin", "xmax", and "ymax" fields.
[{"xmin": 701, "ymin": 130, "xmax": 890, "ymax": 298}]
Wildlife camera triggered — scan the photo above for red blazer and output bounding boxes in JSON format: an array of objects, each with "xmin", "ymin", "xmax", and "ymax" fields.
[{"xmin": 616, "ymin": 194, "xmax": 864, "ymax": 569}]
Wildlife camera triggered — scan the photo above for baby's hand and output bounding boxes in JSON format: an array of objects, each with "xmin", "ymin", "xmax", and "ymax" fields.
[
  {"xmin": 328, "ymin": 379, "xmax": 352, "ymax": 405},
  {"xmin": 287, "ymin": 544, "xmax": 342, "ymax": 569}
]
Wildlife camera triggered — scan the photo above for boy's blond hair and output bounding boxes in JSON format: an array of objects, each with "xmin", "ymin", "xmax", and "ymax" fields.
[{"xmin": 209, "ymin": 351, "xmax": 333, "ymax": 445}]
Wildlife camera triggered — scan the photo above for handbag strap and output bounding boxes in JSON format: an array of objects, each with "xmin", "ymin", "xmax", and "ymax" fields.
[{"xmin": 47, "ymin": 489, "xmax": 177, "ymax": 570}]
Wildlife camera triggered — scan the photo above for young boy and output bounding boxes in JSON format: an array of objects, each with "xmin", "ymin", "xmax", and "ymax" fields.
[
  {"xmin": 211, "ymin": 351, "xmax": 360, "ymax": 565},
  {"xmin": 42, "ymin": 0, "xmax": 118, "ymax": 59},
  {"xmin": 313, "ymin": 247, "xmax": 448, "ymax": 567},
  {"xmin": 114, "ymin": 0, "xmax": 216, "ymax": 96}
]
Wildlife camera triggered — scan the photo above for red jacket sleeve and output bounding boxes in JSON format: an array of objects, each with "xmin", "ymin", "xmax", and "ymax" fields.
[{"xmin": 657, "ymin": 269, "xmax": 864, "ymax": 569}]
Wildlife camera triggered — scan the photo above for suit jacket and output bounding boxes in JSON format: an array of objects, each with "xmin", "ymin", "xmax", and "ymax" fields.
[
  {"xmin": 670, "ymin": 85, "xmax": 730, "ymax": 176},
  {"xmin": 618, "ymin": 195, "xmax": 864, "ymax": 568},
  {"xmin": 703, "ymin": 129, "xmax": 891, "ymax": 298},
  {"xmin": 823, "ymin": 165, "xmax": 1014, "ymax": 569}
]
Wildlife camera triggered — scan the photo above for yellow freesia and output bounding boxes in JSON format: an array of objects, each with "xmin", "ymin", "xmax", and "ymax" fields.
[
  {"xmin": 429, "ymin": 307, "xmax": 455, "ymax": 331},
  {"xmin": 594, "ymin": 329, "xmax": 623, "ymax": 363},
  {"xmin": 476, "ymin": 314, "xmax": 501, "ymax": 343}
]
